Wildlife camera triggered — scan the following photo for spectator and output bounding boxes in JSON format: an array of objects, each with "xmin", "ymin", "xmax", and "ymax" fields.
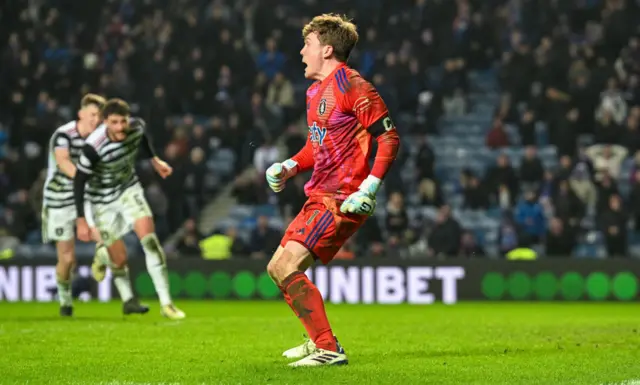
[
  {"xmin": 249, "ymin": 215, "xmax": 281, "ymax": 260},
  {"xmin": 443, "ymin": 88, "xmax": 467, "ymax": 117},
  {"xmin": 596, "ymin": 173, "xmax": 620, "ymax": 216},
  {"xmin": 519, "ymin": 146, "xmax": 545, "ymax": 189},
  {"xmin": 586, "ymin": 144, "xmax": 628, "ymax": 181},
  {"xmin": 545, "ymin": 217, "xmax": 576, "ymax": 257},
  {"xmin": 596, "ymin": 77, "xmax": 628, "ymax": 125},
  {"xmin": 356, "ymin": 217, "xmax": 385, "ymax": 257},
  {"xmin": 518, "ymin": 109, "xmax": 537, "ymax": 147},
  {"xmin": 417, "ymin": 178, "xmax": 443, "ymax": 207},
  {"xmin": 622, "ymin": 114, "xmax": 640, "ymax": 155},
  {"xmin": 232, "ymin": 170, "xmax": 266, "ymax": 206},
  {"xmin": 552, "ymin": 180, "xmax": 584, "ymax": 228},
  {"xmin": 385, "ymin": 192, "xmax": 409, "ymax": 247},
  {"xmin": 514, "ymin": 190, "xmax": 546, "ymax": 245},
  {"xmin": 485, "ymin": 118, "xmax": 510, "ymax": 149},
  {"xmin": 265, "ymin": 72, "xmax": 295, "ymax": 123},
  {"xmin": 485, "ymin": 154, "xmax": 519, "ymax": 202},
  {"xmin": 629, "ymin": 170, "xmax": 640, "ymax": 230},
  {"xmin": 278, "ymin": 175, "xmax": 306, "ymax": 220},
  {"xmin": 427, "ymin": 206, "xmax": 462, "ymax": 258},
  {"xmin": 462, "ymin": 174, "xmax": 489, "ymax": 210},
  {"xmin": 253, "ymin": 139, "xmax": 280, "ymax": 176},
  {"xmin": 458, "ymin": 231, "xmax": 485, "ymax": 257},
  {"xmin": 600, "ymin": 195, "xmax": 628, "ymax": 257},
  {"xmin": 257, "ymin": 38, "xmax": 286, "ymax": 80},
  {"xmin": 498, "ymin": 212, "xmax": 519, "ymax": 256},
  {"xmin": 176, "ymin": 219, "xmax": 202, "ymax": 256},
  {"xmin": 415, "ymin": 136, "xmax": 435, "ymax": 180}
]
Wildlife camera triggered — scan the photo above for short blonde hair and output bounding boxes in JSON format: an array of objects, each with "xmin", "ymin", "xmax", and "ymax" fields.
[
  {"xmin": 80, "ymin": 93, "xmax": 106, "ymax": 109},
  {"xmin": 302, "ymin": 14, "xmax": 358, "ymax": 62}
]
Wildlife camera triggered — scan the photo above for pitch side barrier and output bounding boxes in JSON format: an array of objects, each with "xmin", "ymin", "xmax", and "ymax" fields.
[{"xmin": 0, "ymin": 258, "xmax": 638, "ymax": 303}]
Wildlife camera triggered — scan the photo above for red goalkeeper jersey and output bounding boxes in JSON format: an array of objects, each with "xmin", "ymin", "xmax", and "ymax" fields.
[{"xmin": 292, "ymin": 63, "xmax": 400, "ymax": 201}]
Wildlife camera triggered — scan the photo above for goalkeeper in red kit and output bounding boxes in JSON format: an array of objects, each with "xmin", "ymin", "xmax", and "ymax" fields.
[{"xmin": 265, "ymin": 14, "xmax": 400, "ymax": 367}]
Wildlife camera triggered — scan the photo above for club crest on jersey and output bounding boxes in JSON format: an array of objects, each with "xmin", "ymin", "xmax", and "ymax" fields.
[
  {"xmin": 309, "ymin": 122, "xmax": 326, "ymax": 146},
  {"xmin": 318, "ymin": 99, "xmax": 327, "ymax": 115}
]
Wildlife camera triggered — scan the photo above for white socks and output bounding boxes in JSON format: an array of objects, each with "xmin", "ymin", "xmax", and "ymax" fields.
[
  {"xmin": 96, "ymin": 245, "xmax": 133, "ymax": 302},
  {"xmin": 141, "ymin": 233, "xmax": 172, "ymax": 306},
  {"xmin": 56, "ymin": 276, "xmax": 72, "ymax": 307}
]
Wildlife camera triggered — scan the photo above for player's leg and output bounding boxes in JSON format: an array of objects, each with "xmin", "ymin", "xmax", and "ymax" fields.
[
  {"xmin": 43, "ymin": 206, "xmax": 76, "ymax": 316},
  {"xmin": 91, "ymin": 203, "xmax": 148, "ymax": 314},
  {"xmin": 266, "ymin": 201, "xmax": 351, "ymax": 366},
  {"xmin": 125, "ymin": 185, "xmax": 184, "ymax": 319},
  {"xmin": 55, "ymin": 239, "xmax": 76, "ymax": 316}
]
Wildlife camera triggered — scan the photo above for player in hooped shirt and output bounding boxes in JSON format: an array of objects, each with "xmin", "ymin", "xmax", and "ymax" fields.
[{"xmin": 265, "ymin": 14, "xmax": 400, "ymax": 367}]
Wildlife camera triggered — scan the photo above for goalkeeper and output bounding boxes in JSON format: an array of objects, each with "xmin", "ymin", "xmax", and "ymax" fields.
[{"xmin": 263, "ymin": 14, "xmax": 400, "ymax": 367}]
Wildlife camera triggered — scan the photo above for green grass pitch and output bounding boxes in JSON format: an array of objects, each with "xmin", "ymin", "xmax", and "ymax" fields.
[{"xmin": 0, "ymin": 301, "xmax": 638, "ymax": 385}]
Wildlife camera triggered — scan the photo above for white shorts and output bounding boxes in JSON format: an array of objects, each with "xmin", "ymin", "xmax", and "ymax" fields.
[
  {"xmin": 42, "ymin": 202, "xmax": 93, "ymax": 243},
  {"xmin": 91, "ymin": 183, "xmax": 153, "ymax": 246}
]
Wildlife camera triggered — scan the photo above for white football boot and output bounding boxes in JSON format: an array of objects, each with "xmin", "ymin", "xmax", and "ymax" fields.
[
  {"xmin": 288, "ymin": 338, "xmax": 348, "ymax": 367},
  {"xmin": 283, "ymin": 336, "xmax": 316, "ymax": 358},
  {"xmin": 161, "ymin": 304, "xmax": 186, "ymax": 320}
]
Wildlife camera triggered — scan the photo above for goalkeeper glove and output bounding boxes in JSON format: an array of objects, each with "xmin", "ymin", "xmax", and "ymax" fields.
[
  {"xmin": 265, "ymin": 159, "xmax": 298, "ymax": 193},
  {"xmin": 340, "ymin": 175, "xmax": 381, "ymax": 216}
]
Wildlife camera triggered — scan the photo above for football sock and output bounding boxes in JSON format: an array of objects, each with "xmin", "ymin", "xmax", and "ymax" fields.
[
  {"xmin": 96, "ymin": 244, "xmax": 134, "ymax": 302},
  {"xmin": 56, "ymin": 274, "xmax": 72, "ymax": 307},
  {"xmin": 112, "ymin": 267, "xmax": 134, "ymax": 303},
  {"xmin": 283, "ymin": 271, "xmax": 336, "ymax": 352},
  {"xmin": 278, "ymin": 284, "xmax": 295, "ymax": 311},
  {"xmin": 141, "ymin": 233, "xmax": 172, "ymax": 306}
]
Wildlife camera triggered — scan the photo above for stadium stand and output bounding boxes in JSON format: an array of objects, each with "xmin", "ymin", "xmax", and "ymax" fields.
[{"xmin": 1, "ymin": 0, "xmax": 640, "ymax": 260}]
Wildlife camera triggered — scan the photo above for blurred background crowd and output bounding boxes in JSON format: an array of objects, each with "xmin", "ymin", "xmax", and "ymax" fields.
[{"xmin": 1, "ymin": 0, "xmax": 640, "ymax": 260}]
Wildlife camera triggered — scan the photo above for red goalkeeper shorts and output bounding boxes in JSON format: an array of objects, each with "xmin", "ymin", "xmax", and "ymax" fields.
[{"xmin": 280, "ymin": 195, "xmax": 366, "ymax": 264}]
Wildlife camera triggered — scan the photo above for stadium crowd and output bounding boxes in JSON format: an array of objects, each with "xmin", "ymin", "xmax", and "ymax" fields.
[{"xmin": 1, "ymin": 0, "xmax": 640, "ymax": 259}]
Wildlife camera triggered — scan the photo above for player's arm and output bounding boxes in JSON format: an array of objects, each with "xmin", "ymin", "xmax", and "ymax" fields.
[
  {"xmin": 136, "ymin": 118, "xmax": 172, "ymax": 179},
  {"xmin": 350, "ymin": 77, "xmax": 400, "ymax": 183},
  {"xmin": 340, "ymin": 76, "xmax": 400, "ymax": 215},
  {"xmin": 74, "ymin": 145, "xmax": 99, "ymax": 241},
  {"xmin": 74, "ymin": 145, "xmax": 99, "ymax": 219},
  {"xmin": 52, "ymin": 132, "xmax": 77, "ymax": 178}
]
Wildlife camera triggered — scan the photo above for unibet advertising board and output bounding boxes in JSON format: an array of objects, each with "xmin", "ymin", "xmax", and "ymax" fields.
[{"xmin": 1, "ymin": 259, "xmax": 638, "ymax": 302}]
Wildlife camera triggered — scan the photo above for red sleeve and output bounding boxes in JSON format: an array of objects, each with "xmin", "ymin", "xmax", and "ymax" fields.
[
  {"xmin": 291, "ymin": 133, "xmax": 314, "ymax": 173},
  {"xmin": 341, "ymin": 74, "xmax": 400, "ymax": 180}
]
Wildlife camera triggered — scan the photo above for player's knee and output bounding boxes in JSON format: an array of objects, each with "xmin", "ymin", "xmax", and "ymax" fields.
[
  {"xmin": 107, "ymin": 242, "xmax": 128, "ymax": 269},
  {"xmin": 134, "ymin": 216, "xmax": 155, "ymax": 239},
  {"xmin": 267, "ymin": 242, "xmax": 313, "ymax": 284},
  {"xmin": 56, "ymin": 241, "xmax": 76, "ymax": 266}
]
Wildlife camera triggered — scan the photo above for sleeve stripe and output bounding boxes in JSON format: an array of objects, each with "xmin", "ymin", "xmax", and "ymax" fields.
[
  {"xmin": 77, "ymin": 164, "xmax": 93, "ymax": 174},
  {"xmin": 335, "ymin": 72, "xmax": 346, "ymax": 94},
  {"xmin": 338, "ymin": 68, "xmax": 351, "ymax": 92}
]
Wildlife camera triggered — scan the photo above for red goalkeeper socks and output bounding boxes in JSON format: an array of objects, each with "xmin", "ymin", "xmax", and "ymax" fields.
[{"xmin": 282, "ymin": 271, "xmax": 337, "ymax": 352}]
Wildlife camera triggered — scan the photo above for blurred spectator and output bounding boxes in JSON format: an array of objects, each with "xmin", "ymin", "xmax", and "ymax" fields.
[
  {"xmin": 518, "ymin": 110, "xmax": 537, "ymax": 147},
  {"xmin": 553, "ymin": 180, "xmax": 584, "ymax": 229},
  {"xmin": 278, "ymin": 175, "xmax": 306, "ymax": 220},
  {"xmin": 630, "ymin": 170, "xmax": 640, "ymax": 230},
  {"xmin": 249, "ymin": 215, "xmax": 281, "ymax": 260},
  {"xmin": 232, "ymin": 170, "xmax": 266, "ymax": 206},
  {"xmin": 485, "ymin": 154, "xmax": 519, "ymax": 203},
  {"xmin": 253, "ymin": 138, "xmax": 279, "ymax": 176},
  {"xmin": 385, "ymin": 192, "xmax": 409, "ymax": 247},
  {"xmin": 176, "ymin": 219, "xmax": 202, "ymax": 256},
  {"xmin": 462, "ymin": 174, "xmax": 489, "ymax": 210},
  {"xmin": 515, "ymin": 190, "xmax": 546, "ymax": 245},
  {"xmin": 443, "ymin": 88, "xmax": 467, "ymax": 117},
  {"xmin": 545, "ymin": 217, "xmax": 576, "ymax": 257},
  {"xmin": 596, "ymin": 173, "xmax": 620, "ymax": 216},
  {"xmin": 498, "ymin": 212, "xmax": 519, "ymax": 256},
  {"xmin": 485, "ymin": 118, "xmax": 510, "ymax": 149},
  {"xmin": 600, "ymin": 195, "xmax": 627, "ymax": 257},
  {"xmin": 415, "ymin": 136, "xmax": 435, "ymax": 180},
  {"xmin": 417, "ymin": 178, "xmax": 443, "ymax": 207},
  {"xmin": 586, "ymin": 144, "xmax": 628, "ymax": 181},
  {"xmin": 458, "ymin": 231, "xmax": 485, "ymax": 257},
  {"xmin": 356, "ymin": 217, "xmax": 385, "ymax": 258},
  {"xmin": 519, "ymin": 146, "xmax": 545, "ymax": 189},
  {"xmin": 427, "ymin": 206, "xmax": 461, "ymax": 258}
]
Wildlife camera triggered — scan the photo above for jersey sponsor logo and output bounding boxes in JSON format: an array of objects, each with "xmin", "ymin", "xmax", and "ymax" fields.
[
  {"xmin": 383, "ymin": 116, "xmax": 395, "ymax": 131},
  {"xmin": 318, "ymin": 99, "xmax": 327, "ymax": 115},
  {"xmin": 309, "ymin": 122, "xmax": 327, "ymax": 146}
]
